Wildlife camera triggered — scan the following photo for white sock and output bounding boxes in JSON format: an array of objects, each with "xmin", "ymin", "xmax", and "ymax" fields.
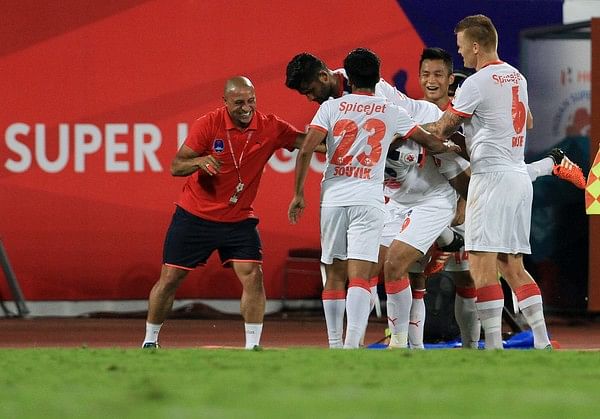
[
  {"xmin": 408, "ymin": 289, "xmax": 426, "ymax": 349},
  {"xmin": 436, "ymin": 227, "xmax": 455, "ymax": 247},
  {"xmin": 455, "ymin": 288, "xmax": 481, "ymax": 349},
  {"xmin": 369, "ymin": 285, "xmax": 378, "ymax": 313},
  {"xmin": 344, "ymin": 280, "xmax": 372, "ymax": 349},
  {"xmin": 515, "ymin": 284, "xmax": 552, "ymax": 349},
  {"xmin": 476, "ymin": 302, "xmax": 504, "ymax": 350},
  {"xmin": 143, "ymin": 322, "xmax": 162, "ymax": 345},
  {"xmin": 359, "ymin": 282, "xmax": 379, "ymax": 347},
  {"xmin": 322, "ymin": 290, "xmax": 346, "ymax": 348},
  {"xmin": 526, "ymin": 157, "xmax": 553, "ymax": 182},
  {"xmin": 476, "ymin": 285, "xmax": 504, "ymax": 350},
  {"xmin": 244, "ymin": 323, "xmax": 263, "ymax": 349},
  {"xmin": 385, "ymin": 278, "xmax": 411, "ymax": 348}
]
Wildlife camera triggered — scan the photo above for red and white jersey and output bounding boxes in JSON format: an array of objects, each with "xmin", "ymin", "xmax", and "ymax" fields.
[
  {"xmin": 449, "ymin": 61, "xmax": 529, "ymax": 175},
  {"xmin": 331, "ymin": 69, "xmax": 467, "ymax": 205},
  {"xmin": 334, "ymin": 69, "xmax": 442, "ymax": 124},
  {"xmin": 384, "ymin": 141, "xmax": 469, "ymax": 204},
  {"xmin": 310, "ymin": 92, "xmax": 417, "ymax": 209}
]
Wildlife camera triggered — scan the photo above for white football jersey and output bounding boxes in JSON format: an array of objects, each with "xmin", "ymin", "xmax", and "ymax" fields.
[
  {"xmin": 384, "ymin": 141, "xmax": 469, "ymax": 204},
  {"xmin": 450, "ymin": 61, "xmax": 529, "ymax": 175},
  {"xmin": 334, "ymin": 69, "xmax": 442, "ymax": 123},
  {"xmin": 331, "ymin": 69, "xmax": 467, "ymax": 205},
  {"xmin": 310, "ymin": 93, "xmax": 417, "ymax": 209}
]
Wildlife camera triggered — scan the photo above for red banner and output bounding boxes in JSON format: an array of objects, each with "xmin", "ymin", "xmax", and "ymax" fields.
[{"xmin": 1, "ymin": 1, "xmax": 424, "ymax": 301}]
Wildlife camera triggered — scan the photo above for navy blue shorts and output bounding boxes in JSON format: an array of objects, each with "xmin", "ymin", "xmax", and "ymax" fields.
[{"xmin": 163, "ymin": 206, "xmax": 262, "ymax": 270}]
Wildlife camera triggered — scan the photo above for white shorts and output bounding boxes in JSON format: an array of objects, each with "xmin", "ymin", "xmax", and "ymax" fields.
[
  {"xmin": 466, "ymin": 171, "xmax": 532, "ymax": 254},
  {"xmin": 320, "ymin": 205, "xmax": 385, "ymax": 264},
  {"xmin": 445, "ymin": 224, "xmax": 469, "ymax": 272},
  {"xmin": 380, "ymin": 197, "xmax": 456, "ymax": 255}
]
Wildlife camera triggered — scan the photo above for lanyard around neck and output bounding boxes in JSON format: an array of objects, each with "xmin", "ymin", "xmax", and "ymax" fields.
[{"xmin": 226, "ymin": 130, "xmax": 253, "ymax": 183}]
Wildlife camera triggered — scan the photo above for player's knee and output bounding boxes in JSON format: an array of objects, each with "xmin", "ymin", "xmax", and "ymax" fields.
[
  {"xmin": 239, "ymin": 269, "xmax": 264, "ymax": 292},
  {"xmin": 158, "ymin": 267, "xmax": 188, "ymax": 292},
  {"xmin": 383, "ymin": 258, "xmax": 408, "ymax": 280}
]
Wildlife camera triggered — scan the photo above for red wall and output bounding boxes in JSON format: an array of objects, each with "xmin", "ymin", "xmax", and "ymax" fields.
[{"xmin": 0, "ymin": 1, "xmax": 424, "ymax": 301}]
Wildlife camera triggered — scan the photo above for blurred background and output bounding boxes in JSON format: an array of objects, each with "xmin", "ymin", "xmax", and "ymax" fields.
[{"xmin": 1, "ymin": 0, "xmax": 597, "ymax": 317}]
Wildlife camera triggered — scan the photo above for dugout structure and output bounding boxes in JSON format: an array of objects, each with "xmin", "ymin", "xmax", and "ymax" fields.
[{"xmin": 521, "ymin": 20, "xmax": 595, "ymax": 312}]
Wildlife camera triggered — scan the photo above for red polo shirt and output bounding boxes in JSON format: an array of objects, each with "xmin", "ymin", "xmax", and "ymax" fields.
[{"xmin": 176, "ymin": 106, "xmax": 301, "ymax": 222}]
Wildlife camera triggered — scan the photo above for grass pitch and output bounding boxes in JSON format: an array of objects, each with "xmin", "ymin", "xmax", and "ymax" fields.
[{"xmin": 0, "ymin": 348, "xmax": 598, "ymax": 419}]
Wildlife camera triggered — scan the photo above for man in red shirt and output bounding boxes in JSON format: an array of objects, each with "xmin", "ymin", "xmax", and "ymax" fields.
[{"xmin": 142, "ymin": 76, "xmax": 312, "ymax": 349}]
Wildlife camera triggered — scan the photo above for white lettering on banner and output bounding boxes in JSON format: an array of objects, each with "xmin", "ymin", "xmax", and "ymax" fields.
[
  {"xmin": 3, "ymin": 123, "xmax": 164, "ymax": 173},
  {"xmin": 5, "ymin": 123, "xmax": 32, "ymax": 172},
  {"xmin": 75, "ymin": 124, "xmax": 102, "ymax": 172},
  {"xmin": 3, "ymin": 122, "xmax": 324, "ymax": 174},
  {"xmin": 134, "ymin": 124, "xmax": 162, "ymax": 172},
  {"xmin": 36, "ymin": 124, "xmax": 69, "ymax": 173},
  {"xmin": 105, "ymin": 124, "xmax": 129, "ymax": 172}
]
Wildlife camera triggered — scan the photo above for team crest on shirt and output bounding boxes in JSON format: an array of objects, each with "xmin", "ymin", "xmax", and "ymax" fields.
[
  {"xmin": 213, "ymin": 139, "xmax": 225, "ymax": 153},
  {"xmin": 404, "ymin": 153, "xmax": 417, "ymax": 164}
]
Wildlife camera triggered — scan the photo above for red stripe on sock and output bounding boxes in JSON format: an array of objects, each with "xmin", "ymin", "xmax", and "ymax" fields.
[
  {"xmin": 456, "ymin": 286, "xmax": 477, "ymax": 299},
  {"xmin": 514, "ymin": 283, "xmax": 541, "ymax": 301},
  {"xmin": 369, "ymin": 276, "xmax": 379, "ymax": 287},
  {"xmin": 385, "ymin": 277, "xmax": 410, "ymax": 294},
  {"xmin": 322, "ymin": 289, "xmax": 346, "ymax": 300},
  {"xmin": 348, "ymin": 278, "xmax": 371, "ymax": 292},
  {"xmin": 476, "ymin": 284, "xmax": 504, "ymax": 302},
  {"xmin": 412, "ymin": 289, "xmax": 426, "ymax": 299}
]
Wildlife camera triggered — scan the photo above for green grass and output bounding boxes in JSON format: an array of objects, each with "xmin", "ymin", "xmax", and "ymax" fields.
[{"xmin": 1, "ymin": 348, "xmax": 599, "ymax": 419}]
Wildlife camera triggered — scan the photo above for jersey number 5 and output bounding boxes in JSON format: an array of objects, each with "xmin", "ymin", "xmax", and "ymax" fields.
[
  {"xmin": 330, "ymin": 118, "xmax": 386, "ymax": 167},
  {"xmin": 511, "ymin": 85, "xmax": 526, "ymax": 135}
]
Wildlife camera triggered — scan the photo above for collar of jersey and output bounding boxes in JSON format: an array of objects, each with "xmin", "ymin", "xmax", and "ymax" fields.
[{"xmin": 480, "ymin": 60, "xmax": 504, "ymax": 69}]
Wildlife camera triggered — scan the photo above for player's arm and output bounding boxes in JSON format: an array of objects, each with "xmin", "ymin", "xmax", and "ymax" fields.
[
  {"xmin": 400, "ymin": 125, "xmax": 461, "ymax": 154},
  {"xmin": 288, "ymin": 127, "xmax": 326, "ymax": 224},
  {"xmin": 448, "ymin": 167, "xmax": 470, "ymax": 201},
  {"xmin": 527, "ymin": 107, "xmax": 533, "ymax": 129},
  {"xmin": 293, "ymin": 133, "xmax": 327, "ymax": 153},
  {"xmin": 170, "ymin": 144, "xmax": 221, "ymax": 177},
  {"xmin": 452, "ymin": 196, "xmax": 466, "ymax": 226},
  {"xmin": 421, "ymin": 111, "xmax": 465, "ymax": 140},
  {"xmin": 448, "ymin": 131, "xmax": 470, "ymax": 161}
]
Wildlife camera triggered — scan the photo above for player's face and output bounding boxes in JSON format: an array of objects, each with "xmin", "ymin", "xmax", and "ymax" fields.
[
  {"xmin": 457, "ymin": 31, "xmax": 476, "ymax": 69},
  {"xmin": 419, "ymin": 59, "xmax": 453, "ymax": 103},
  {"xmin": 224, "ymin": 87, "xmax": 256, "ymax": 128},
  {"xmin": 298, "ymin": 75, "xmax": 335, "ymax": 104}
]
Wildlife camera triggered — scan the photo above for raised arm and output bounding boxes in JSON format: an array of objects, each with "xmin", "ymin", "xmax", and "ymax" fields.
[
  {"xmin": 170, "ymin": 144, "xmax": 222, "ymax": 177},
  {"xmin": 288, "ymin": 128, "xmax": 327, "ymax": 224}
]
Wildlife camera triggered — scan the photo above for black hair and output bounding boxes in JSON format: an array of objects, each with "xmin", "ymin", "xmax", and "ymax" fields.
[
  {"xmin": 343, "ymin": 48, "xmax": 380, "ymax": 89},
  {"xmin": 448, "ymin": 69, "xmax": 473, "ymax": 97},
  {"xmin": 419, "ymin": 47, "xmax": 453, "ymax": 75},
  {"xmin": 285, "ymin": 53, "xmax": 327, "ymax": 90}
]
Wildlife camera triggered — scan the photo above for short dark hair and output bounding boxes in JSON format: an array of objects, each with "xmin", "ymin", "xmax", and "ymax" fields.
[
  {"xmin": 285, "ymin": 53, "xmax": 327, "ymax": 90},
  {"xmin": 455, "ymin": 14, "xmax": 498, "ymax": 50},
  {"xmin": 419, "ymin": 47, "xmax": 453, "ymax": 75},
  {"xmin": 343, "ymin": 48, "xmax": 380, "ymax": 89}
]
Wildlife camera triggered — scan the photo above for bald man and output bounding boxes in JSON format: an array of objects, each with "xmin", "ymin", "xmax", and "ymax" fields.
[{"xmin": 142, "ymin": 76, "xmax": 312, "ymax": 349}]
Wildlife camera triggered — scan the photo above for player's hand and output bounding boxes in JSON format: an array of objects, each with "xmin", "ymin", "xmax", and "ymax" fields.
[
  {"xmin": 451, "ymin": 204, "xmax": 465, "ymax": 226},
  {"xmin": 288, "ymin": 196, "xmax": 305, "ymax": 224},
  {"xmin": 198, "ymin": 155, "xmax": 222, "ymax": 175},
  {"xmin": 432, "ymin": 139, "xmax": 461, "ymax": 154}
]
